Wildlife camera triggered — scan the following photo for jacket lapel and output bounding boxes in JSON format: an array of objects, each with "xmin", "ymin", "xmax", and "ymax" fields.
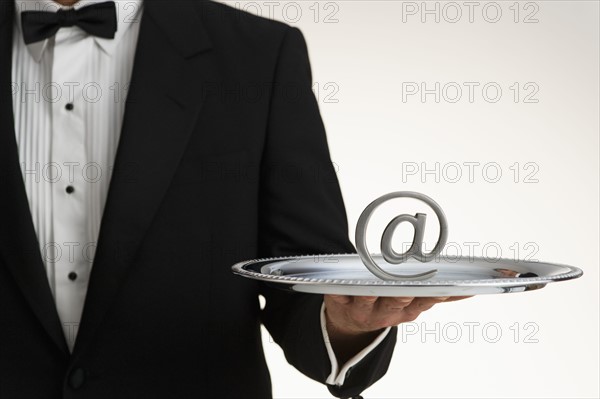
[
  {"xmin": 0, "ymin": 1, "xmax": 69, "ymax": 354},
  {"xmin": 72, "ymin": 0, "xmax": 216, "ymax": 355}
]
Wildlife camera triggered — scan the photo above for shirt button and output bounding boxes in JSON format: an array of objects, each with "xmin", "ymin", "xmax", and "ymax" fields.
[
  {"xmin": 68, "ymin": 272, "xmax": 78, "ymax": 281},
  {"xmin": 68, "ymin": 367, "xmax": 86, "ymax": 389},
  {"xmin": 66, "ymin": 185, "xmax": 75, "ymax": 194},
  {"xmin": 65, "ymin": 103, "xmax": 74, "ymax": 111}
]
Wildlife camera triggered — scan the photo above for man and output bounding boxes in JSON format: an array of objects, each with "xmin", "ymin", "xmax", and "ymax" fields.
[{"xmin": 0, "ymin": 0, "xmax": 462, "ymax": 397}]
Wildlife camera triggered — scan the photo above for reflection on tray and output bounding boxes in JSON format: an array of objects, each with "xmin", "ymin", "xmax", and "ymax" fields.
[{"xmin": 494, "ymin": 268, "xmax": 540, "ymax": 278}]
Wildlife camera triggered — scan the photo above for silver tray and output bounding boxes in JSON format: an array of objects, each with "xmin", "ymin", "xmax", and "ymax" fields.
[
  {"xmin": 231, "ymin": 254, "xmax": 583, "ymax": 297},
  {"xmin": 232, "ymin": 191, "xmax": 583, "ymax": 296}
]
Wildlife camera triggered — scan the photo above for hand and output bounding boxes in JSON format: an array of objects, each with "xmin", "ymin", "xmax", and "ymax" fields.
[{"xmin": 323, "ymin": 295, "xmax": 471, "ymax": 364}]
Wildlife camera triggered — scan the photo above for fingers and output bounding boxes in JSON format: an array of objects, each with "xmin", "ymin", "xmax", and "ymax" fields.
[
  {"xmin": 378, "ymin": 296, "xmax": 414, "ymax": 311},
  {"xmin": 324, "ymin": 294, "xmax": 473, "ymax": 333},
  {"xmin": 352, "ymin": 296, "xmax": 378, "ymax": 310},
  {"xmin": 385, "ymin": 295, "xmax": 471, "ymax": 324},
  {"xmin": 405, "ymin": 297, "xmax": 440, "ymax": 312},
  {"xmin": 325, "ymin": 295, "xmax": 379, "ymax": 308},
  {"xmin": 393, "ymin": 297, "xmax": 443, "ymax": 323},
  {"xmin": 325, "ymin": 295, "xmax": 352, "ymax": 305}
]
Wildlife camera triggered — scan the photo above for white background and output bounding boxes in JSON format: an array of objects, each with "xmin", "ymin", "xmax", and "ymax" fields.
[{"xmin": 222, "ymin": 1, "xmax": 600, "ymax": 397}]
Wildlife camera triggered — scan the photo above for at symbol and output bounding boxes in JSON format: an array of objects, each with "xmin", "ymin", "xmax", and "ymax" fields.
[{"xmin": 355, "ymin": 191, "xmax": 448, "ymax": 281}]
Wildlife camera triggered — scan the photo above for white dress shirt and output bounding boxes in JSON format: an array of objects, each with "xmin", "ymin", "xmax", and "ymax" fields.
[
  {"xmin": 12, "ymin": 0, "xmax": 143, "ymax": 350},
  {"xmin": 11, "ymin": 0, "xmax": 388, "ymax": 385}
]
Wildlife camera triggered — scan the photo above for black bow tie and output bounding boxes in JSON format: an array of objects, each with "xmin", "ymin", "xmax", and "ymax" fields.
[{"xmin": 21, "ymin": 1, "xmax": 118, "ymax": 45}]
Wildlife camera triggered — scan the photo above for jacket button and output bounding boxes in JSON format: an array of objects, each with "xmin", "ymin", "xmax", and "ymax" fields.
[{"xmin": 69, "ymin": 368, "xmax": 86, "ymax": 389}]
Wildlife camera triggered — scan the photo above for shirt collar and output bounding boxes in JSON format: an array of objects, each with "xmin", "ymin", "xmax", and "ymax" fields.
[{"xmin": 14, "ymin": 0, "xmax": 143, "ymax": 62}]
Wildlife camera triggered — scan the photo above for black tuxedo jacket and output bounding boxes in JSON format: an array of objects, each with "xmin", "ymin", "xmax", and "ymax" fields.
[{"xmin": 0, "ymin": 1, "xmax": 397, "ymax": 398}]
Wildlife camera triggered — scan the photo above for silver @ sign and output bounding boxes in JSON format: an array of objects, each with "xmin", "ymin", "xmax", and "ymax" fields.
[{"xmin": 355, "ymin": 191, "xmax": 448, "ymax": 281}]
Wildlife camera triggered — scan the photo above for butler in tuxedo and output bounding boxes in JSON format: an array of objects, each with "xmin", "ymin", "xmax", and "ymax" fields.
[{"xmin": 0, "ymin": 1, "xmax": 465, "ymax": 398}]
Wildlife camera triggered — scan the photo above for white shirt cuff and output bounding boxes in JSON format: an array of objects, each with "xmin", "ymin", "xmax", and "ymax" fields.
[{"xmin": 320, "ymin": 302, "xmax": 391, "ymax": 386}]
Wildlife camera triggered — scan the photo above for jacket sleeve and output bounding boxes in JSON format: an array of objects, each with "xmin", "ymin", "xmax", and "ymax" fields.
[{"xmin": 257, "ymin": 26, "xmax": 397, "ymax": 398}]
